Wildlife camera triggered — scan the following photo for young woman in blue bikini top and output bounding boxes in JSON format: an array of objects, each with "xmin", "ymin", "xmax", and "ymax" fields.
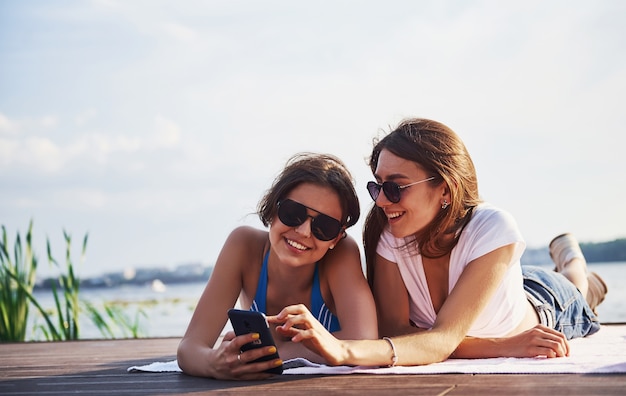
[{"xmin": 177, "ymin": 153, "xmax": 377, "ymax": 380}]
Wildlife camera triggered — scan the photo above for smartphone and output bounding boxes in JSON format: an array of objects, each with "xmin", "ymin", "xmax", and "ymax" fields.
[{"xmin": 227, "ymin": 309, "xmax": 283, "ymax": 375}]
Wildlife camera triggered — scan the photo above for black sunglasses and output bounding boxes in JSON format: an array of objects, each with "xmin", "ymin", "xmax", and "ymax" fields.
[
  {"xmin": 277, "ymin": 199, "xmax": 343, "ymax": 241},
  {"xmin": 367, "ymin": 177, "xmax": 435, "ymax": 203}
]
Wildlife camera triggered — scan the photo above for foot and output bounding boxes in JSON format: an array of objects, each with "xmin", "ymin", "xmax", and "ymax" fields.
[
  {"xmin": 587, "ymin": 272, "xmax": 608, "ymax": 315},
  {"xmin": 549, "ymin": 233, "xmax": 608, "ymax": 314},
  {"xmin": 549, "ymin": 233, "xmax": 585, "ymax": 272}
]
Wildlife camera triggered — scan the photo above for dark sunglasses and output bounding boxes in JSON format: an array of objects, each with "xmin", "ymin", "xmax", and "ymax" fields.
[
  {"xmin": 367, "ymin": 177, "xmax": 435, "ymax": 203},
  {"xmin": 277, "ymin": 199, "xmax": 343, "ymax": 241}
]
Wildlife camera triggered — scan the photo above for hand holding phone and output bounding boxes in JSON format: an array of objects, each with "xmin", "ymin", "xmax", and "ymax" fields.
[{"xmin": 227, "ymin": 309, "xmax": 283, "ymax": 375}]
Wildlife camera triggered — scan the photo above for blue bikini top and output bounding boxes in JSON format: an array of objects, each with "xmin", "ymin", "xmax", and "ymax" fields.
[{"xmin": 250, "ymin": 250, "xmax": 341, "ymax": 332}]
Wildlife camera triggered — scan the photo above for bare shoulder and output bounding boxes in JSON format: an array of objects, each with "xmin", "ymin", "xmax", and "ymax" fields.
[
  {"xmin": 333, "ymin": 233, "xmax": 361, "ymax": 255},
  {"xmin": 227, "ymin": 225, "xmax": 267, "ymax": 243},
  {"xmin": 219, "ymin": 226, "xmax": 268, "ymax": 265},
  {"xmin": 321, "ymin": 233, "xmax": 362, "ymax": 270}
]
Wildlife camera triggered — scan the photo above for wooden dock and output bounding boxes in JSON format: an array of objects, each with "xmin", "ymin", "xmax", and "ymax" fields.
[{"xmin": 1, "ymin": 336, "xmax": 624, "ymax": 395}]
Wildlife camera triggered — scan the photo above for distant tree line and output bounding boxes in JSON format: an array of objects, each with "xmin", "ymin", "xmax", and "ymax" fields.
[
  {"xmin": 580, "ymin": 238, "xmax": 626, "ymax": 262},
  {"xmin": 522, "ymin": 237, "xmax": 626, "ymax": 266}
]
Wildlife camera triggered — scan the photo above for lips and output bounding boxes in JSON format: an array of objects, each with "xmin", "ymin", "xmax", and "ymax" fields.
[
  {"xmin": 385, "ymin": 211, "xmax": 405, "ymax": 223},
  {"xmin": 285, "ymin": 237, "xmax": 310, "ymax": 251},
  {"xmin": 386, "ymin": 210, "xmax": 404, "ymax": 220}
]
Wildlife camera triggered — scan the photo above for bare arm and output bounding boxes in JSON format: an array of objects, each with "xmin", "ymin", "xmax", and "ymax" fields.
[
  {"xmin": 452, "ymin": 325, "xmax": 570, "ymax": 358},
  {"xmin": 325, "ymin": 235, "xmax": 378, "ymax": 341},
  {"xmin": 374, "ymin": 244, "xmax": 567, "ymax": 362},
  {"xmin": 273, "ymin": 244, "xmax": 520, "ymax": 366},
  {"xmin": 176, "ymin": 227, "xmax": 281, "ymax": 379},
  {"xmin": 370, "ymin": 253, "xmax": 422, "ymax": 337}
]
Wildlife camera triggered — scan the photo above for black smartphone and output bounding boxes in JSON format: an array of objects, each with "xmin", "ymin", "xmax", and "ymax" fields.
[{"xmin": 227, "ymin": 309, "xmax": 283, "ymax": 375}]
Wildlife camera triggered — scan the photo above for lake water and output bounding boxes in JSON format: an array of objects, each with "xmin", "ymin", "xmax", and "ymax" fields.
[{"xmin": 28, "ymin": 262, "xmax": 625, "ymax": 341}]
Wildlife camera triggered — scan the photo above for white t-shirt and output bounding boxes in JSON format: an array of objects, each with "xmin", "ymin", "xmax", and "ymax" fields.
[{"xmin": 376, "ymin": 203, "xmax": 527, "ymax": 337}]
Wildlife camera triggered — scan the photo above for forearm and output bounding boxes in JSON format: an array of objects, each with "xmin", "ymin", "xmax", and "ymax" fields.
[
  {"xmin": 340, "ymin": 332, "xmax": 455, "ymax": 367},
  {"xmin": 452, "ymin": 325, "xmax": 570, "ymax": 359},
  {"xmin": 177, "ymin": 338, "xmax": 217, "ymax": 378},
  {"xmin": 340, "ymin": 339, "xmax": 400, "ymax": 367},
  {"xmin": 279, "ymin": 327, "xmax": 378, "ymax": 364},
  {"xmin": 450, "ymin": 337, "xmax": 503, "ymax": 359}
]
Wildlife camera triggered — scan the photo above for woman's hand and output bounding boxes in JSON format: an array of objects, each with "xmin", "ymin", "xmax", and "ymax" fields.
[
  {"xmin": 267, "ymin": 304, "xmax": 348, "ymax": 365},
  {"xmin": 499, "ymin": 324, "xmax": 570, "ymax": 358},
  {"xmin": 207, "ymin": 331, "xmax": 282, "ymax": 380},
  {"xmin": 456, "ymin": 324, "xmax": 570, "ymax": 359}
]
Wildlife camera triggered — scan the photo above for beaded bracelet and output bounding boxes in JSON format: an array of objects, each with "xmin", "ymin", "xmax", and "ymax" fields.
[{"xmin": 382, "ymin": 337, "xmax": 398, "ymax": 367}]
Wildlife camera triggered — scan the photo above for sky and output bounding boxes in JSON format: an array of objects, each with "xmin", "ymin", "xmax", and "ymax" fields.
[{"xmin": 1, "ymin": 1, "xmax": 625, "ymax": 278}]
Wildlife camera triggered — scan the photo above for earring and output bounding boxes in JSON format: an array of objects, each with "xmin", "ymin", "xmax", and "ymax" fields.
[
  {"xmin": 329, "ymin": 245, "xmax": 335, "ymax": 250},
  {"xmin": 441, "ymin": 200, "xmax": 449, "ymax": 209}
]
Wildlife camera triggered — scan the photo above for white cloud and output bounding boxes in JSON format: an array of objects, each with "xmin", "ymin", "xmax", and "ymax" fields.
[
  {"xmin": 0, "ymin": 112, "xmax": 190, "ymax": 173},
  {"xmin": 23, "ymin": 137, "xmax": 64, "ymax": 173},
  {"xmin": 40, "ymin": 115, "xmax": 58, "ymax": 128},
  {"xmin": 90, "ymin": 133, "xmax": 143, "ymax": 154},
  {"xmin": 154, "ymin": 115, "xmax": 181, "ymax": 148},
  {"xmin": 0, "ymin": 138, "xmax": 19, "ymax": 167},
  {"xmin": 162, "ymin": 22, "xmax": 196, "ymax": 41},
  {"xmin": 75, "ymin": 109, "xmax": 97, "ymax": 126},
  {"xmin": 0, "ymin": 113, "xmax": 19, "ymax": 136},
  {"xmin": 59, "ymin": 188, "xmax": 108, "ymax": 210}
]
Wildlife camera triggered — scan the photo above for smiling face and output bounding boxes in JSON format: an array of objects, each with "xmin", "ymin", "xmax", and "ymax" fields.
[
  {"xmin": 373, "ymin": 149, "xmax": 448, "ymax": 239},
  {"xmin": 269, "ymin": 182, "xmax": 343, "ymax": 267}
]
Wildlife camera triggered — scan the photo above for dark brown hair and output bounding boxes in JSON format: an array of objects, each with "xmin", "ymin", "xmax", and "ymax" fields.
[
  {"xmin": 258, "ymin": 152, "xmax": 360, "ymax": 230},
  {"xmin": 364, "ymin": 118, "xmax": 481, "ymax": 282}
]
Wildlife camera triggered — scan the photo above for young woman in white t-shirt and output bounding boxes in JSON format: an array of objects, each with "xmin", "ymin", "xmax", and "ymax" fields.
[{"xmin": 268, "ymin": 118, "xmax": 606, "ymax": 367}]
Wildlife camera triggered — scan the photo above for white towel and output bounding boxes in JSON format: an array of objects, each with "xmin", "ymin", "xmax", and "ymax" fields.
[
  {"xmin": 126, "ymin": 357, "xmax": 323, "ymax": 373},
  {"xmin": 128, "ymin": 324, "xmax": 626, "ymax": 375},
  {"xmin": 128, "ymin": 360, "xmax": 182, "ymax": 373}
]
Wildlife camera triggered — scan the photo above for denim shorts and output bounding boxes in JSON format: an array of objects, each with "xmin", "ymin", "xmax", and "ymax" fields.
[{"xmin": 522, "ymin": 265, "xmax": 600, "ymax": 340}]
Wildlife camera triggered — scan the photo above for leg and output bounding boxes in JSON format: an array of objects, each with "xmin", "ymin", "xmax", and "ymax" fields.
[
  {"xmin": 549, "ymin": 233, "xmax": 607, "ymax": 314},
  {"xmin": 549, "ymin": 233, "xmax": 588, "ymax": 295}
]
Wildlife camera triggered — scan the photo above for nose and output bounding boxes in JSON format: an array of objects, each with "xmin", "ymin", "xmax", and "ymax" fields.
[
  {"xmin": 375, "ymin": 189, "xmax": 391, "ymax": 207},
  {"xmin": 294, "ymin": 216, "xmax": 313, "ymax": 238}
]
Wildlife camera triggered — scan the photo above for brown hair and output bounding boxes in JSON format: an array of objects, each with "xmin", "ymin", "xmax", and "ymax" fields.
[
  {"xmin": 363, "ymin": 118, "xmax": 481, "ymax": 282},
  {"xmin": 258, "ymin": 152, "xmax": 360, "ymax": 230}
]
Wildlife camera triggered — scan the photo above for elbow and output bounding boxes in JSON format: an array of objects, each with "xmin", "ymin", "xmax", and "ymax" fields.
[
  {"xmin": 176, "ymin": 341, "xmax": 187, "ymax": 372},
  {"xmin": 427, "ymin": 348, "xmax": 455, "ymax": 364},
  {"xmin": 437, "ymin": 349, "xmax": 454, "ymax": 363},
  {"xmin": 428, "ymin": 329, "xmax": 463, "ymax": 363},
  {"xmin": 176, "ymin": 339, "xmax": 193, "ymax": 375},
  {"xmin": 424, "ymin": 340, "xmax": 455, "ymax": 364}
]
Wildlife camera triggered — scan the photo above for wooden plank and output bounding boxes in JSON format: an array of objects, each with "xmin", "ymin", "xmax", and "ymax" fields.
[{"xmin": 1, "ymin": 337, "xmax": 625, "ymax": 395}]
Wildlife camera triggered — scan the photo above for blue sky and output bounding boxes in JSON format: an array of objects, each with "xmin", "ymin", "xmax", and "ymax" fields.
[{"xmin": 1, "ymin": 1, "xmax": 625, "ymax": 278}]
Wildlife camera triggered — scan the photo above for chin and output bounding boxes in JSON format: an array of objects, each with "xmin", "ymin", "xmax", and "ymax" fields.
[
  {"xmin": 389, "ymin": 223, "xmax": 420, "ymax": 239},
  {"xmin": 388, "ymin": 226, "xmax": 408, "ymax": 238}
]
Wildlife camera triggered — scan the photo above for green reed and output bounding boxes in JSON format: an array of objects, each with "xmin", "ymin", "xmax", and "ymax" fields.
[
  {"xmin": 1, "ymin": 222, "xmax": 145, "ymax": 341},
  {"xmin": 43, "ymin": 230, "xmax": 86, "ymax": 340},
  {"xmin": 0, "ymin": 221, "xmax": 39, "ymax": 341},
  {"xmin": 86, "ymin": 302, "xmax": 147, "ymax": 339}
]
